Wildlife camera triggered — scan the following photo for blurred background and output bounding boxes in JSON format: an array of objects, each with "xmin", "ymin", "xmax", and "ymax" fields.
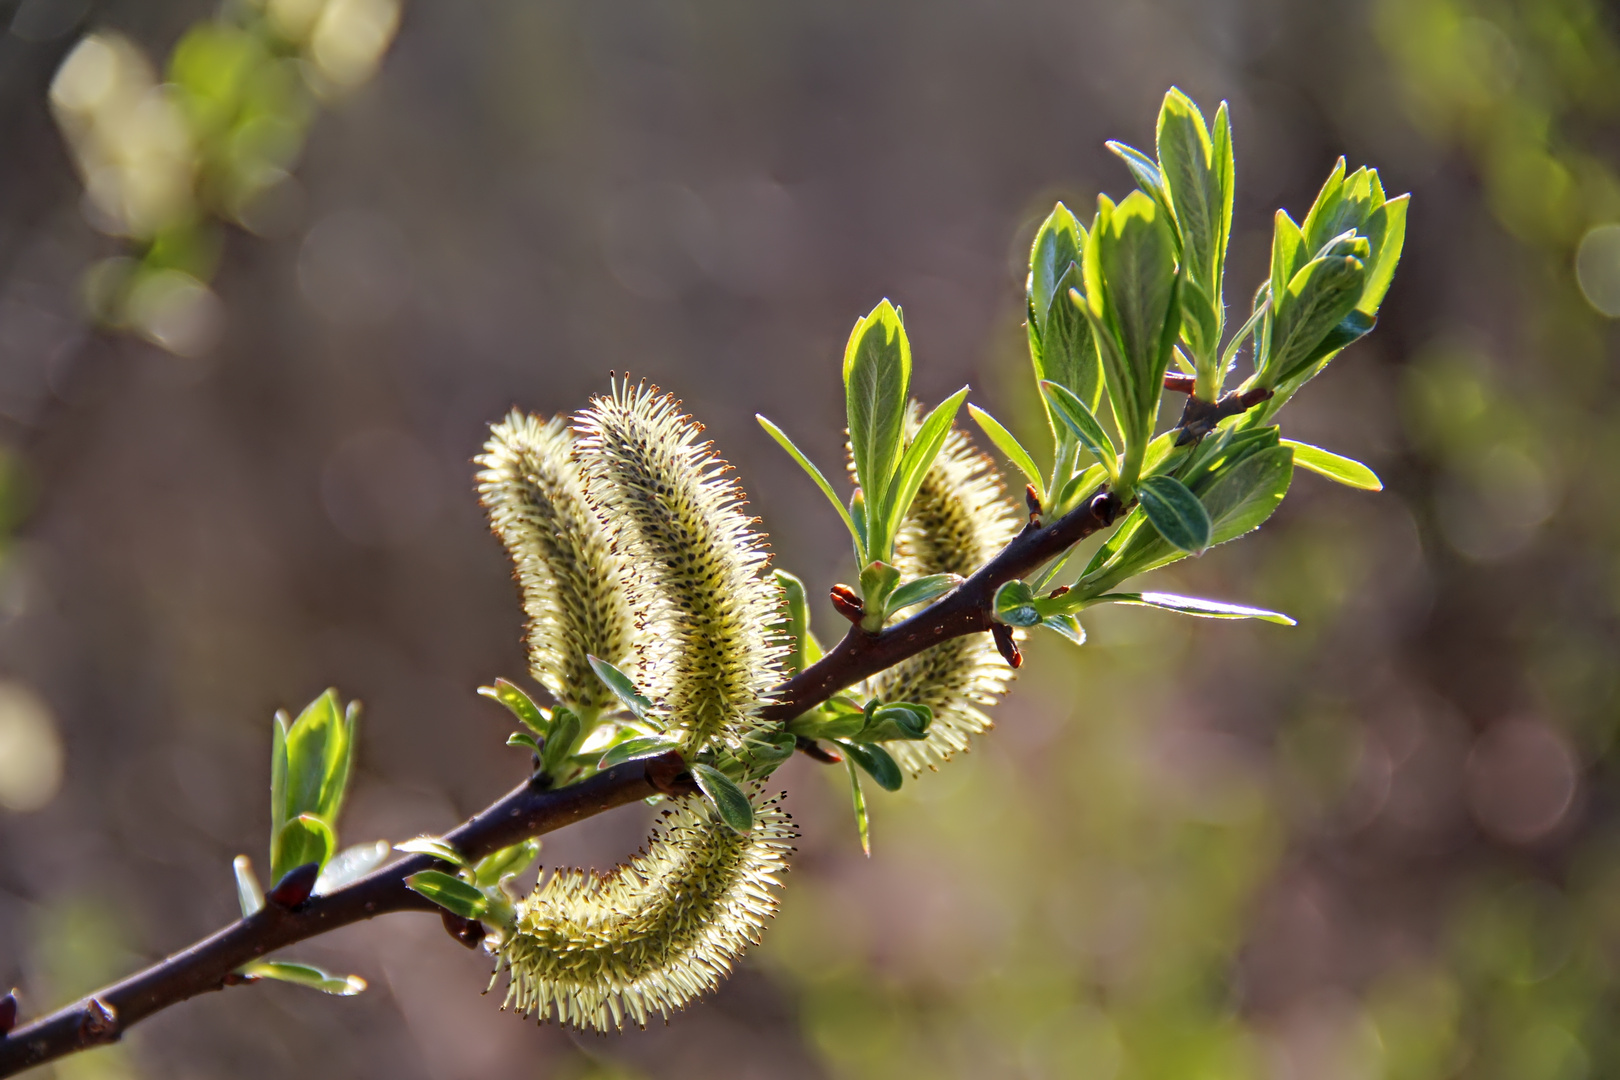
[{"xmin": 2, "ymin": 0, "xmax": 1619, "ymax": 1077}]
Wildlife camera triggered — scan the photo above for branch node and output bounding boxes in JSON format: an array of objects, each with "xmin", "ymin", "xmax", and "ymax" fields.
[
  {"xmin": 829, "ymin": 584, "xmax": 864, "ymax": 625},
  {"xmin": 1090, "ymin": 491, "xmax": 1121, "ymax": 525},
  {"xmin": 266, "ymin": 863, "xmax": 320, "ymax": 910},
  {"xmin": 77, "ymin": 1000, "xmax": 116, "ymax": 1046},
  {"xmin": 644, "ymin": 751, "xmax": 694, "ymax": 797},
  {"xmin": 1024, "ymin": 484, "xmax": 1041, "ymax": 519}
]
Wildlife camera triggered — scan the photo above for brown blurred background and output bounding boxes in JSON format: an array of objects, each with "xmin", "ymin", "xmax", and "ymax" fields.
[{"xmin": 4, "ymin": 0, "xmax": 1620, "ymax": 1077}]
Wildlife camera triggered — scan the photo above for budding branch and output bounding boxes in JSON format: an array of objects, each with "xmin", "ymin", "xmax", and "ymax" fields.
[{"xmin": 0, "ymin": 490, "xmax": 1122, "ymax": 1077}]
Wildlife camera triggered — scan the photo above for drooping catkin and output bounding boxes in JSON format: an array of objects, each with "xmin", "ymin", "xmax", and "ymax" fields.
[
  {"xmin": 494, "ymin": 792, "xmax": 796, "ymax": 1031},
  {"xmin": 866, "ymin": 420, "xmax": 1021, "ymax": 776},
  {"xmin": 476, "ymin": 411, "xmax": 640, "ymax": 715},
  {"xmin": 573, "ymin": 379, "xmax": 785, "ymax": 755}
]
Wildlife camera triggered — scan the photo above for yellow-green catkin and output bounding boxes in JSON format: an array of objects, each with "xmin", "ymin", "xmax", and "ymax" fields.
[
  {"xmin": 867, "ymin": 421, "xmax": 1021, "ymax": 776},
  {"xmin": 495, "ymin": 792, "xmax": 796, "ymax": 1031},
  {"xmin": 476, "ymin": 411, "xmax": 640, "ymax": 715},
  {"xmin": 573, "ymin": 379, "xmax": 785, "ymax": 755}
]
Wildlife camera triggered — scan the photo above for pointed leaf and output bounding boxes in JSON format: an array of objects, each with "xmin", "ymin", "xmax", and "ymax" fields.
[
  {"xmin": 691, "ymin": 763, "xmax": 754, "ymax": 833},
  {"xmin": 271, "ymin": 814, "xmax": 335, "ymax": 884},
  {"xmin": 844, "ymin": 300, "xmax": 912, "ymax": 536},
  {"xmin": 858, "ymin": 703, "xmax": 932, "ymax": 742},
  {"xmin": 1156, "ymin": 88, "xmax": 1218, "ymax": 283},
  {"xmin": 1098, "ymin": 591, "xmax": 1296, "ymax": 625},
  {"xmin": 1040, "ymin": 613, "xmax": 1086, "ymax": 646},
  {"xmin": 968, "ymin": 404, "xmax": 1045, "ymax": 502},
  {"xmin": 233, "ymin": 855, "xmax": 264, "ymax": 917},
  {"xmin": 1358, "ymin": 194, "xmax": 1407, "ymax": 315},
  {"xmin": 1106, "ymin": 140, "xmax": 1175, "ymax": 224},
  {"xmin": 270, "ymin": 710, "xmax": 289, "ymax": 844},
  {"xmin": 757, "ymin": 415, "xmax": 862, "ymax": 554},
  {"xmin": 587, "ymin": 656, "xmax": 653, "ymax": 721},
  {"xmin": 880, "ymin": 386, "xmax": 970, "ymax": 558},
  {"xmin": 507, "ymin": 732, "xmax": 541, "ymax": 752},
  {"xmin": 1040, "ymin": 380, "xmax": 1117, "ymax": 475},
  {"xmin": 314, "ymin": 840, "xmax": 391, "ymax": 894},
  {"xmin": 886, "ymin": 573, "xmax": 961, "ymax": 615},
  {"xmin": 404, "ymin": 870, "xmax": 488, "ymax": 920},
  {"xmin": 845, "ymin": 758, "xmax": 871, "ymax": 856},
  {"xmin": 773, "ymin": 569, "xmax": 812, "ymax": 675},
  {"xmin": 596, "ymin": 734, "xmax": 683, "ymax": 770},
  {"xmin": 1300, "ymin": 157, "xmax": 1348, "ymax": 255},
  {"xmin": 1269, "ymin": 210, "xmax": 1306, "ymax": 329},
  {"xmin": 239, "ymin": 960, "xmax": 366, "ymax": 996},
  {"xmin": 1282, "ymin": 440, "xmax": 1382, "ymax": 491},
  {"xmin": 1037, "ymin": 262, "xmax": 1101, "ymax": 412},
  {"xmin": 1027, "ymin": 201, "xmax": 1084, "ymax": 320},
  {"xmin": 394, "ymin": 835, "xmax": 469, "ymax": 868},
  {"xmin": 836, "ymin": 740, "xmax": 902, "ymax": 792},
  {"xmin": 477, "ymin": 679, "xmax": 548, "ymax": 736},
  {"xmin": 1137, "ymin": 474, "xmax": 1212, "ymax": 554},
  {"xmin": 1204, "ymin": 444, "xmax": 1295, "ymax": 545},
  {"xmin": 540, "ymin": 707, "xmax": 580, "ymax": 777},
  {"xmin": 1267, "ymin": 253, "xmax": 1365, "ymax": 384}
]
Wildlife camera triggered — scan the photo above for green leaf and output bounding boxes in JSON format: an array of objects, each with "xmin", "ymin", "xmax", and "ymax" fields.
[
  {"xmin": 271, "ymin": 813, "xmax": 335, "ymax": 884},
  {"xmin": 1268, "ymin": 210, "xmax": 1307, "ymax": 330},
  {"xmin": 885, "ymin": 573, "xmax": 961, "ymax": 615},
  {"xmin": 836, "ymin": 740, "xmax": 902, "ymax": 792},
  {"xmin": 993, "ymin": 580, "xmax": 1041, "ymax": 627},
  {"xmin": 238, "ymin": 960, "xmax": 366, "ymax": 997},
  {"xmin": 878, "ymin": 386, "xmax": 970, "ymax": 560},
  {"xmin": 773, "ymin": 569, "xmax": 812, "ymax": 675},
  {"xmin": 596, "ymin": 734, "xmax": 683, "ymax": 770},
  {"xmin": 269, "ymin": 710, "xmax": 289, "ymax": 851},
  {"xmin": 691, "ymin": 763, "xmax": 754, "ymax": 833},
  {"xmin": 1300, "ymin": 156, "xmax": 1348, "ymax": 256},
  {"xmin": 1040, "ymin": 380, "xmax": 1117, "ymax": 476},
  {"xmin": 314, "ymin": 840, "xmax": 390, "ymax": 894},
  {"xmin": 587, "ymin": 656, "xmax": 653, "ymax": 720},
  {"xmin": 233, "ymin": 855, "xmax": 264, "ymax": 917},
  {"xmin": 280, "ymin": 689, "xmax": 354, "ymax": 826},
  {"xmin": 968, "ymin": 404, "xmax": 1045, "ymax": 503},
  {"xmin": 1098, "ymin": 591, "xmax": 1296, "ymax": 625},
  {"xmin": 540, "ymin": 707, "xmax": 580, "ymax": 777},
  {"xmin": 472, "ymin": 839, "xmax": 542, "ymax": 889},
  {"xmin": 1034, "ymin": 259, "xmax": 1101, "ymax": 415},
  {"xmin": 1105, "ymin": 140, "xmax": 1175, "ymax": 224},
  {"xmin": 786, "ymin": 707, "xmax": 865, "ymax": 741},
  {"xmin": 1203, "ymin": 444, "xmax": 1295, "ymax": 545},
  {"xmin": 1053, "ymin": 463, "xmax": 1107, "ymax": 516},
  {"xmin": 1027, "ymin": 202, "xmax": 1085, "ymax": 322},
  {"xmin": 1137, "ymin": 475, "xmax": 1212, "ymax": 554},
  {"xmin": 1156, "ymin": 88, "xmax": 1219, "ymax": 283},
  {"xmin": 1266, "ymin": 253, "xmax": 1365, "ymax": 384},
  {"xmin": 845, "ymin": 758, "xmax": 871, "ymax": 857},
  {"xmin": 477, "ymin": 679, "xmax": 548, "ymax": 737},
  {"xmin": 1282, "ymin": 440, "xmax": 1382, "ymax": 491},
  {"xmin": 757, "ymin": 415, "xmax": 862, "ymax": 556},
  {"xmin": 507, "ymin": 732, "xmax": 541, "ymax": 752},
  {"xmin": 858, "ymin": 703, "xmax": 932, "ymax": 742},
  {"xmin": 858, "ymin": 560, "xmax": 902, "ymax": 626},
  {"xmin": 1040, "ymin": 613, "xmax": 1086, "ymax": 646},
  {"xmin": 1358, "ymin": 193, "xmax": 1407, "ymax": 315},
  {"xmin": 393, "ymin": 835, "xmax": 469, "ymax": 868},
  {"xmin": 404, "ymin": 870, "xmax": 489, "ymax": 920},
  {"xmin": 1211, "ymin": 101, "xmax": 1235, "ymax": 272},
  {"xmin": 843, "ymin": 300, "xmax": 912, "ymax": 539}
]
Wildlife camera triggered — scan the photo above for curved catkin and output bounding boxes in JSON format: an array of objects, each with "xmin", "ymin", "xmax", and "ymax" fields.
[
  {"xmin": 476, "ymin": 411, "xmax": 640, "ymax": 715},
  {"xmin": 494, "ymin": 793, "xmax": 796, "ymax": 1031},
  {"xmin": 867, "ymin": 422, "xmax": 1022, "ymax": 776},
  {"xmin": 574, "ymin": 380, "xmax": 785, "ymax": 754}
]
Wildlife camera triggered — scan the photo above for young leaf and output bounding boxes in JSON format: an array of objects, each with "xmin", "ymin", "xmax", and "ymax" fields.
[
  {"xmin": 477, "ymin": 679, "xmax": 548, "ymax": 737},
  {"xmin": 836, "ymin": 740, "xmax": 903, "ymax": 792},
  {"xmin": 993, "ymin": 580, "xmax": 1041, "ymax": 627},
  {"xmin": 394, "ymin": 835, "xmax": 470, "ymax": 868},
  {"xmin": 1098, "ymin": 591, "xmax": 1296, "ymax": 625},
  {"xmin": 1106, "ymin": 140, "xmax": 1175, "ymax": 224},
  {"xmin": 540, "ymin": 707, "xmax": 581, "ymax": 777},
  {"xmin": 1211, "ymin": 101, "xmax": 1235, "ymax": 271},
  {"xmin": 879, "ymin": 385, "xmax": 970, "ymax": 559},
  {"xmin": 271, "ymin": 813, "xmax": 335, "ymax": 884},
  {"xmin": 1053, "ymin": 463, "xmax": 1107, "ymax": 516},
  {"xmin": 280, "ymin": 689, "xmax": 354, "ymax": 827},
  {"xmin": 507, "ymin": 732, "xmax": 541, "ymax": 752},
  {"xmin": 314, "ymin": 840, "xmax": 391, "ymax": 894},
  {"xmin": 1156, "ymin": 88, "xmax": 1218, "ymax": 282},
  {"xmin": 858, "ymin": 560, "xmax": 902, "ymax": 624},
  {"xmin": 885, "ymin": 573, "xmax": 961, "ymax": 615},
  {"xmin": 233, "ymin": 855, "xmax": 264, "ymax": 917},
  {"xmin": 858, "ymin": 703, "xmax": 932, "ymax": 742},
  {"xmin": 472, "ymin": 838, "xmax": 542, "ymax": 889},
  {"xmin": 1040, "ymin": 613, "xmax": 1086, "ymax": 646},
  {"xmin": 270, "ymin": 710, "xmax": 289, "ymax": 844},
  {"xmin": 1038, "ymin": 262, "xmax": 1101, "ymax": 412},
  {"xmin": 968, "ymin": 404, "xmax": 1045, "ymax": 502},
  {"xmin": 239, "ymin": 960, "xmax": 366, "ymax": 996},
  {"xmin": 757, "ymin": 415, "xmax": 862, "ymax": 553},
  {"xmin": 845, "ymin": 758, "xmax": 871, "ymax": 857},
  {"xmin": 1266, "ymin": 253, "xmax": 1365, "ymax": 384},
  {"xmin": 1300, "ymin": 156, "xmax": 1348, "ymax": 256},
  {"xmin": 1268, "ymin": 210, "xmax": 1306, "ymax": 327},
  {"xmin": 1282, "ymin": 440, "xmax": 1382, "ymax": 491},
  {"xmin": 1137, "ymin": 474, "xmax": 1212, "ymax": 554},
  {"xmin": 1203, "ymin": 444, "xmax": 1295, "ymax": 544},
  {"xmin": 1041, "ymin": 380, "xmax": 1117, "ymax": 475},
  {"xmin": 844, "ymin": 300, "xmax": 912, "ymax": 538},
  {"xmin": 596, "ymin": 734, "xmax": 683, "ymax": 770},
  {"xmin": 691, "ymin": 763, "xmax": 754, "ymax": 833},
  {"xmin": 404, "ymin": 870, "xmax": 489, "ymax": 920},
  {"xmin": 1028, "ymin": 201, "xmax": 1084, "ymax": 321},
  {"xmin": 587, "ymin": 655, "xmax": 654, "ymax": 721},
  {"xmin": 773, "ymin": 569, "xmax": 812, "ymax": 675},
  {"xmin": 1358, "ymin": 193, "xmax": 1408, "ymax": 315}
]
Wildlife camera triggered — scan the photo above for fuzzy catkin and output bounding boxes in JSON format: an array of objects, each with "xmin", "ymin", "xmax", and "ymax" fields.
[
  {"xmin": 574, "ymin": 380, "xmax": 785, "ymax": 755},
  {"xmin": 495, "ymin": 792, "xmax": 796, "ymax": 1031},
  {"xmin": 476, "ymin": 412, "xmax": 640, "ymax": 715},
  {"xmin": 867, "ymin": 422, "xmax": 1021, "ymax": 776}
]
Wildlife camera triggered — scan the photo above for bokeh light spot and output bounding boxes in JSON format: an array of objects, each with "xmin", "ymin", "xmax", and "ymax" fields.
[
  {"xmin": 0, "ymin": 680, "xmax": 64, "ymax": 812},
  {"xmin": 1575, "ymin": 224, "xmax": 1620, "ymax": 317},
  {"xmin": 1465, "ymin": 719, "xmax": 1578, "ymax": 845}
]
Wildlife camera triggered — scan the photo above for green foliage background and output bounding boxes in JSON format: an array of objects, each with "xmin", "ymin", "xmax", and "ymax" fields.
[{"xmin": 2, "ymin": 0, "xmax": 1619, "ymax": 1077}]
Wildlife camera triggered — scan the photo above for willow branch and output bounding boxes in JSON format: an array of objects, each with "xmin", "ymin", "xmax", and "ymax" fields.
[{"xmin": 0, "ymin": 491, "xmax": 1121, "ymax": 1077}]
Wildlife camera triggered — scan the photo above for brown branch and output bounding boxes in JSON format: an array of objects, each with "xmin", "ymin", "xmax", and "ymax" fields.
[{"xmin": 0, "ymin": 490, "xmax": 1124, "ymax": 1077}]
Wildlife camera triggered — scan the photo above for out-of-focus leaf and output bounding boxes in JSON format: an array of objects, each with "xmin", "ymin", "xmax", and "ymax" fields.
[
  {"xmin": 1099, "ymin": 591, "xmax": 1296, "ymax": 625},
  {"xmin": 692, "ymin": 763, "xmax": 754, "ymax": 833},
  {"xmin": 858, "ymin": 703, "xmax": 932, "ymax": 742},
  {"xmin": 314, "ymin": 840, "xmax": 390, "ymax": 894},
  {"xmin": 773, "ymin": 569, "xmax": 812, "ymax": 675},
  {"xmin": 477, "ymin": 679, "xmax": 548, "ymax": 736},
  {"xmin": 1041, "ymin": 380, "xmax": 1117, "ymax": 475},
  {"xmin": 239, "ymin": 960, "xmax": 366, "ymax": 996},
  {"xmin": 1282, "ymin": 440, "xmax": 1382, "ymax": 491},
  {"xmin": 1203, "ymin": 444, "xmax": 1295, "ymax": 545},
  {"xmin": 886, "ymin": 574, "xmax": 961, "ymax": 616},
  {"xmin": 845, "ymin": 758, "xmax": 871, "ymax": 857},
  {"xmin": 394, "ymin": 836, "xmax": 469, "ymax": 868},
  {"xmin": 1041, "ymin": 613, "xmax": 1086, "ymax": 646},
  {"xmin": 233, "ymin": 855, "xmax": 264, "ymax": 917},
  {"xmin": 837, "ymin": 740, "xmax": 903, "ymax": 792},
  {"xmin": 969, "ymin": 404, "xmax": 1045, "ymax": 502},
  {"xmin": 757, "ymin": 415, "xmax": 862, "ymax": 554},
  {"xmin": 507, "ymin": 732, "xmax": 541, "ymax": 753},
  {"xmin": 587, "ymin": 656, "xmax": 653, "ymax": 721},
  {"xmin": 1137, "ymin": 475, "xmax": 1212, "ymax": 554}
]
